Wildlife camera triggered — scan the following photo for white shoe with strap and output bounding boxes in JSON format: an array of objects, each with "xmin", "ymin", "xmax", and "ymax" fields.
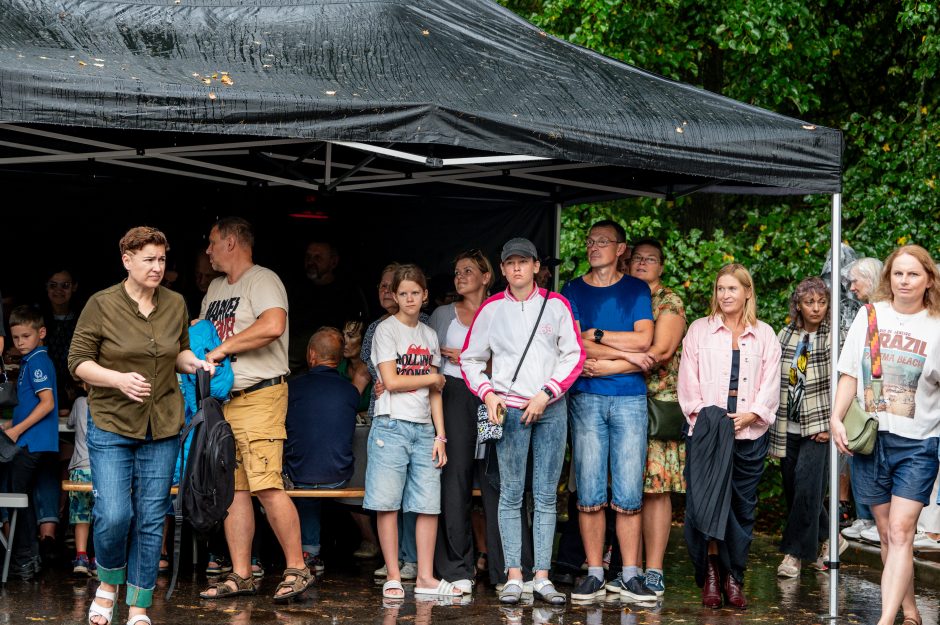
[{"xmin": 88, "ymin": 586, "xmax": 116, "ymax": 625}]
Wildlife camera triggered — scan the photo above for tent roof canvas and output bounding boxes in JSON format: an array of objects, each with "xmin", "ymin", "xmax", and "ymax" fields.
[{"xmin": 0, "ymin": 0, "xmax": 842, "ymax": 201}]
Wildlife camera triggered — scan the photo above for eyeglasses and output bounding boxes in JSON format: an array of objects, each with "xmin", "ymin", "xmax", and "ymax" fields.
[
  {"xmin": 46, "ymin": 281, "xmax": 73, "ymax": 290},
  {"xmin": 585, "ymin": 237, "xmax": 622, "ymax": 248},
  {"xmin": 630, "ymin": 255, "xmax": 660, "ymax": 265},
  {"xmin": 377, "ymin": 282, "xmax": 393, "ymax": 292}
]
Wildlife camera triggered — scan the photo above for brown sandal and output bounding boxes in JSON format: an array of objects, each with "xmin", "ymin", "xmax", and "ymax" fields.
[
  {"xmin": 902, "ymin": 616, "xmax": 922, "ymax": 625},
  {"xmin": 199, "ymin": 571, "xmax": 257, "ymax": 599},
  {"xmin": 272, "ymin": 566, "xmax": 314, "ymax": 602}
]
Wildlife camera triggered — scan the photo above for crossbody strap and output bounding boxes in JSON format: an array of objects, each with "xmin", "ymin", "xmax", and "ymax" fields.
[
  {"xmin": 510, "ymin": 289, "xmax": 550, "ymax": 385},
  {"xmin": 863, "ymin": 303, "xmax": 885, "ymax": 409}
]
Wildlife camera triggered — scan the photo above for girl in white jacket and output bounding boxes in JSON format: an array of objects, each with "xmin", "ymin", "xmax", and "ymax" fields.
[{"xmin": 461, "ymin": 237, "xmax": 584, "ymax": 604}]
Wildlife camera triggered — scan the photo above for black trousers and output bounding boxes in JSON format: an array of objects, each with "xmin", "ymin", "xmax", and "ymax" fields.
[
  {"xmin": 7, "ymin": 449, "xmax": 46, "ymax": 563},
  {"xmin": 433, "ymin": 376, "xmax": 483, "ymax": 581},
  {"xmin": 476, "ymin": 444, "xmax": 534, "ymax": 584},
  {"xmin": 779, "ymin": 432, "xmax": 829, "ymax": 561}
]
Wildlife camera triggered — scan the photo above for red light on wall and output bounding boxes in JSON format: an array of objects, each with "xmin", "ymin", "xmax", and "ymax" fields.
[{"xmin": 288, "ymin": 210, "xmax": 329, "ymax": 220}]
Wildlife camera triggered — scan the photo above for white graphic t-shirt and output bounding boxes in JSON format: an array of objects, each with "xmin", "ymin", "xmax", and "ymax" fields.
[
  {"xmin": 201, "ymin": 264, "xmax": 290, "ymax": 391},
  {"xmin": 371, "ymin": 315, "xmax": 441, "ymax": 424},
  {"xmin": 838, "ymin": 301, "xmax": 940, "ymax": 439}
]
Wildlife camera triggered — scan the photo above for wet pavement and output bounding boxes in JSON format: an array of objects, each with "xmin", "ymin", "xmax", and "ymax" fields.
[{"xmin": 3, "ymin": 532, "xmax": 939, "ymax": 625}]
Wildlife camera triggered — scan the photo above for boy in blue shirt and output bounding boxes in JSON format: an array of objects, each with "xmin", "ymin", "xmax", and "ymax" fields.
[{"xmin": 5, "ymin": 306, "xmax": 59, "ymax": 581}]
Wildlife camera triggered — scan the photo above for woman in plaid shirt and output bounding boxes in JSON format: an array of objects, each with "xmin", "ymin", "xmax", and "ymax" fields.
[{"xmin": 771, "ymin": 277, "xmax": 838, "ymax": 578}]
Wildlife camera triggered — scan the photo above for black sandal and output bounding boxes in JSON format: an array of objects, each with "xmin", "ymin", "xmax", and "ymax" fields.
[
  {"xmin": 199, "ymin": 572, "xmax": 257, "ymax": 599},
  {"xmin": 272, "ymin": 566, "xmax": 314, "ymax": 602}
]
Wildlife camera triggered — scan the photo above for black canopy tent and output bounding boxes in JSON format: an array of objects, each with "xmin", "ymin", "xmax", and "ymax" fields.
[{"xmin": 0, "ymin": 0, "xmax": 848, "ymax": 614}]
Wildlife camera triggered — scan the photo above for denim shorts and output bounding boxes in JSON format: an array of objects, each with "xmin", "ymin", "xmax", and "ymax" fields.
[
  {"xmin": 68, "ymin": 468, "xmax": 95, "ymax": 525},
  {"xmin": 852, "ymin": 431, "xmax": 939, "ymax": 506},
  {"xmin": 569, "ymin": 392, "xmax": 647, "ymax": 513},
  {"xmin": 363, "ymin": 417, "xmax": 441, "ymax": 514}
]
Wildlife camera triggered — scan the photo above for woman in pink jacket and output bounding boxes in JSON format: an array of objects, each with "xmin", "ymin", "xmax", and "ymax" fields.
[{"xmin": 677, "ymin": 264, "xmax": 781, "ymax": 609}]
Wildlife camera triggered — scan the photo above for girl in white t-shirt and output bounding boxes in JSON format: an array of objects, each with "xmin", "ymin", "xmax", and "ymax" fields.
[
  {"xmin": 364, "ymin": 264, "xmax": 461, "ymax": 600},
  {"xmin": 832, "ymin": 245, "xmax": 940, "ymax": 625}
]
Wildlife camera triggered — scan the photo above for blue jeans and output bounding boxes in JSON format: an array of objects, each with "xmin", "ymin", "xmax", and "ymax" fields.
[
  {"xmin": 293, "ymin": 479, "xmax": 349, "ymax": 554},
  {"xmin": 33, "ymin": 451, "xmax": 61, "ymax": 525},
  {"xmin": 569, "ymin": 392, "xmax": 647, "ymax": 513},
  {"xmin": 400, "ymin": 512, "xmax": 417, "ymax": 563},
  {"xmin": 87, "ymin": 418, "xmax": 178, "ymax": 608},
  {"xmin": 495, "ymin": 398, "xmax": 567, "ymax": 572}
]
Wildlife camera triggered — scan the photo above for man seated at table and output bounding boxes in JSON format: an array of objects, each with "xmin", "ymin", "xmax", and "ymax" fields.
[{"xmin": 285, "ymin": 327, "xmax": 360, "ymax": 577}]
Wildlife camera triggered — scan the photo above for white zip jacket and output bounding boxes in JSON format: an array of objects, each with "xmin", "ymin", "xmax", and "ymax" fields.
[{"xmin": 461, "ymin": 285, "xmax": 585, "ymax": 408}]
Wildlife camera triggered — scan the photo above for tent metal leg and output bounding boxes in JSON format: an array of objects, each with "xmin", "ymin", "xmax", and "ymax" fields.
[
  {"xmin": 828, "ymin": 192, "xmax": 842, "ymax": 620},
  {"xmin": 553, "ymin": 202, "xmax": 562, "ymax": 291}
]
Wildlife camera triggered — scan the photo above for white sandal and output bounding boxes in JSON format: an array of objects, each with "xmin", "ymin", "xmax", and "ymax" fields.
[
  {"xmin": 88, "ymin": 587, "xmax": 116, "ymax": 625},
  {"xmin": 382, "ymin": 579, "xmax": 405, "ymax": 599},
  {"xmin": 126, "ymin": 616, "xmax": 152, "ymax": 625}
]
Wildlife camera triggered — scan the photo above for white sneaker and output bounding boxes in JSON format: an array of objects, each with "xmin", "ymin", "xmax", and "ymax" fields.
[
  {"xmin": 400, "ymin": 561, "xmax": 418, "ymax": 580},
  {"xmin": 814, "ymin": 536, "xmax": 849, "ymax": 570},
  {"xmin": 777, "ymin": 554, "xmax": 801, "ymax": 578},
  {"xmin": 842, "ymin": 518, "xmax": 874, "ymax": 540},
  {"xmin": 913, "ymin": 532, "xmax": 940, "ymax": 552},
  {"xmin": 859, "ymin": 524, "xmax": 881, "ymax": 544},
  {"xmin": 451, "ymin": 578, "xmax": 474, "ymax": 594}
]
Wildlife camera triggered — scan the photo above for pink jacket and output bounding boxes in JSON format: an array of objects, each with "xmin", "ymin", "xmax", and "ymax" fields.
[{"xmin": 677, "ymin": 315, "xmax": 781, "ymax": 440}]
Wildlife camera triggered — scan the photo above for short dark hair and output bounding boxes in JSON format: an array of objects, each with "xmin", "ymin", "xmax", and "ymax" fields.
[
  {"xmin": 9, "ymin": 305, "xmax": 44, "ymax": 331},
  {"xmin": 788, "ymin": 277, "xmax": 830, "ymax": 329},
  {"xmin": 214, "ymin": 216, "xmax": 255, "ymax": 249},
  {"xmin": 630, "ymin": 237, "xmax": 665, "ymax": 263},
  {"xmin": 590, "ymin": 219, "xmax": 626, "ymax": 243},
  {"xmin": 119, "ymin": 226, "xmax": 169, "ymax": 255}
]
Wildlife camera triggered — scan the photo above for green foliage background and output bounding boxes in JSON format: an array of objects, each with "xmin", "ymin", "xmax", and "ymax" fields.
[{"xmin": 500, "ymin": 0, "xmax": 940, "ymax": 532}]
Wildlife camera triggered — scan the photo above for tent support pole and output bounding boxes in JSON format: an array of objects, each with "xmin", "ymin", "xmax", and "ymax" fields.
[
  {"xmin": 553, "ymin": 202, "xmax": 562, "ymax": 291},
  {"xmin": 828, "ymin": 192, "xmax": 842, "ymax": 620}
]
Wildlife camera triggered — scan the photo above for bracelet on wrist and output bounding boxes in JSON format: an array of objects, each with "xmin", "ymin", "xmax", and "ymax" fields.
[{"xmin": 434, "ymin": 435, "xmax": 448, "ymax": 443}]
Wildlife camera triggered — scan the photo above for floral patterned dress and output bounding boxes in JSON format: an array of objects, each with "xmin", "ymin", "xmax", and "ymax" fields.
[{"xmin": 644, "ymin": 286, "xmax": 687, "ymax": 494}]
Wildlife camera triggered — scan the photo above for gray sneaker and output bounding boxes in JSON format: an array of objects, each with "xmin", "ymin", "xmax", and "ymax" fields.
[
  {"xmin": 374, "ymin": 560, "xmax": 404, "ymax": 577},
  {"xmin": 400, "ymin": 561, "xmax": 418, "ymax": 580}
]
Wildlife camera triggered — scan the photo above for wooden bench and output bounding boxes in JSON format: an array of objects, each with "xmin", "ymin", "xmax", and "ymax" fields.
[{"xmin": 62, "ymin": 481, "xmax": 480, "ymax": 498}]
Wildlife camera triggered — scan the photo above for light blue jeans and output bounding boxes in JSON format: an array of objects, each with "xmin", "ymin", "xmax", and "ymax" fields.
[
  {"xmin": 495, "ymin": 398, "xmax": 567, "ymax": 572},
  {"xmin": 87, "ymin": 418, "xmax": 178, "ymax": 608},
  {"xmin": 569, "ymin": 392, "xmax": 647, "ymax": 513}
]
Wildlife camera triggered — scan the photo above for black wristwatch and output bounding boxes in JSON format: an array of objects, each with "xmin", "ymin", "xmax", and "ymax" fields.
[
  {"xmin": 541, "ymin": 385, "xmax": 555, "ymax": 400},
  {"xmin": 594, "ymin": 328, "xmax": 604, "ymax": 344}
]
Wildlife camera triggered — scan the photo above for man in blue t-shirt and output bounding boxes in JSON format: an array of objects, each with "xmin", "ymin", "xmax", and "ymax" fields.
[
  {"xmin": 285, "ymin": 327, "xmax": 360, "ymax": 576},
  {"xmin": 5, "ymin": 306, "xmax": 59, "ymax": 581},
  {"xmin": 560, "ymin": 220, "xmax": 655, "ymax": 602}
]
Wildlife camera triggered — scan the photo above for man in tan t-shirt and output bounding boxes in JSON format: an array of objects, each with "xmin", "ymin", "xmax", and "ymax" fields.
[{"xmin": 198, "ymin": 216, "xmax": 312, "ymax": 602}]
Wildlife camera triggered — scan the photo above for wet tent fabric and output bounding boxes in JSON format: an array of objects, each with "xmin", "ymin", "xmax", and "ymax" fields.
[{"xmin": 0, "ymin": 0, "xmax": 840, "ymax": 196}]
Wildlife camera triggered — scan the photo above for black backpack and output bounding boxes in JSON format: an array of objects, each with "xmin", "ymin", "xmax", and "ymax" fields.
[{"xmin": 167, "ymin": 368, "xmax": 236, "ymax": 598}]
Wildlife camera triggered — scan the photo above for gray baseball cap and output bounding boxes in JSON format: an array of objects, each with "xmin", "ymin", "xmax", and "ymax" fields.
[{"xmin": 500, "ymin": 237, "xmax": 539, "ymax": 262}]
